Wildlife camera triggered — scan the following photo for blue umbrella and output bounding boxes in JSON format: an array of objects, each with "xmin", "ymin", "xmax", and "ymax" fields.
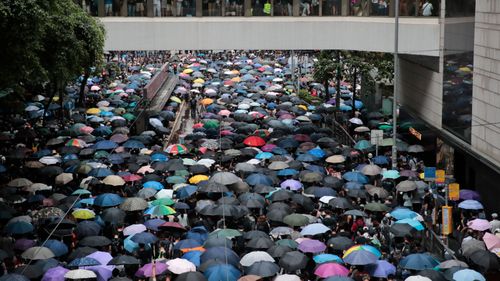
[
  {"xmin": 343, "ymin": 250, "xmax": 378, "ymax": 265},
  {"xmin": 93, "ymin": 126, "xmax": 112, "ymax": 136},
  {"xmin": 296, "ymin": 153, "xmax": 319, "ymax": 162},
  {"xmin": 33, "ymin": 149, "xmax": 52, "ymax": 158},
  {"xmin": 313, "ymin": 187, "xmax": 337, "ymax": 198},
  {"xmin": 174, "ymin": 239, "xmax": 203, "ymax": 250},
  {"xmin": 88, "ymin": 168, "xmax": 113, "ymax": 178},
  {"xmin": 144, "ymin": 219, "xmax": 166, "ymax": 231},
  {"xmin": 277, "ymin": 169, "xmax": 298, "ymax": 176},
  {"xmin": 204, "ymin": 264, "xmax": 241, "ymax": 281},
  {"xmin": 342, "ymin": 172, "xmax": 369, "ymax": 184},
  {"xmin": 458, "ymin": 199, "xmax": 484, "ymax": 210},
  {"xmin": 131, "ymin": 232, "xmax": 158, "ymax": 244},
  {"xmin": 201, "ymin": 247, "xmax": 240, "ymax": 266},
  {"xmin": 452, "ymin": 269, "xmax": 485, "ymax": 281},
  {"xmin": 5, "ymin": 221, "xmax": 34, "ymax": 234},
  {"xmin": 0, "ymin": 274, "xmax": 29, "ymax": 281},
  {"xmin": 308, "ymin": 147, "xmax": 326, "ymax": 158},
  {"xmin": 382, "ymin": 169, "xmax": 400, "ymax": 179},
  {"xmin": 143, "ymin": 181, "xmax": 164, "ymax": 191},
  {"xmin": 256, "ymin": 152, "xmax": 273, "ymax": 160},
  {"xmin": 93, "ymin": 140, "xmax": 118, "ymax": 150},
  {"xmin": 344, "ymin": 182, "xmax": 364, "ymax": 190},
  {"xmin": 74, "ymin": 198, "xmax": 95, "ymax": 208},
  {"xmin": 245, "ymin": 173, "xmax": 273, "ymax": 186},
  {"xmin": 354, "ymin": 140, "xmax": 373, "ymax": 151},
  {"xmin": 366, "ymin": 260, "xmax": 396, "ymax": 278},
  {"xmin": 75, "ymin": 221, "xmax": 101, "ymax": 238},
  {"xmin": 123, "ymin": 140, "xmax": 146, "ymax": 149},
  {"xmin": 108, "ymin": 154, "xmax": 124, "ymax": 164},
  {"xmin": 339, "ymin": 104, "xmax": 352, "ymax": 111},
  {"xmin": 399, "ymin": 253, "xmax": 439, "ymax": 270},
  {"xmin": 68, "ymin": 257, "xmax": 101, "ymax": 267},
  {"xmin": 396, "ymin": 218, "xmax": 425, "ymax": 231},
  {"xmin": 94, "ymin": 193, "xmax": 123, "ymax": 207},
  {"xmin": 176, "ymin": 185, "xmax": 198, "ymax": 199},
  {"xmin": 174, "ymin": 202, "xmax": 190, "ymax": 210},
  {"xmin": 390, "ymin": 208, "xmax": 418, "ymax": 220},
  {"xmin": 372, "ymin": 155, "xmax": 389, "ymax": 165},
  {"xmin": 0, "ymin": 164, "xmax": 6, "ymax": 173},
  {"xmin": 167, "ymin": 176, "xmax": 186, "ymax": 184},
  {"xmin": 44, "ymin": 240, "xmax": 68, "ymax": 257},
  {"xmin": 313, "ymin": 254, "xmax": 343, "ymax": 264},
  {"xmin": 63, "ymin": 154, "xmax": 79, "ymax": 161},
  {"xmin": 305, "ymin": 165, "xmax": 326, "ymax": 174},
  {"xmin": 186, "ymin": 226, "xmax": 209, "ymax": 243},
  {"xmin": 151, "ymin": 153, "xmax": 168, "ymax": 162},
  {"xmin": 182, "ymin": 250, "xmax": 203, "ymax": 267}
]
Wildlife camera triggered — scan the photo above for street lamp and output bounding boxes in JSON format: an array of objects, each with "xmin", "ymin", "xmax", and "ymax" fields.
[{"xmin": 391, "ymin": 0, "xmax": 400, "ymax": 170}]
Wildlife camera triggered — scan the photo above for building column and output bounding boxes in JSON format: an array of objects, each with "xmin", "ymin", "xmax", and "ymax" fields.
[
  {"xmin": 341, "ymin": 0, "xmax": 349, "ymax": 16},
  {"xmin": 196, "ymin": 0, "xmax": 203, "ymax": 16},
  {"xmin": 98, "ymin": 0, "xmax": 105, "ymax": 16},
  {"xmin": 146, "ymin": 0, "xmax": 154, "ymax": 16},
  {"xmin": 121, "ymin": 0, "xmax": 128, "ymax": 16},
  {"xmin": 244, "ymin": 0, "xmax": 251, "ymax": 16},
  {"xmin": 293, "ymin": 0, "xmax": 299, "ymax": 16}
]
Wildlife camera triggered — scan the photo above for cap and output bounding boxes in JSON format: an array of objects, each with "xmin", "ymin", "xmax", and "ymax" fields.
[{"xmin": 492, "ymin": 213, "xmax": 498, "ymax": 219}]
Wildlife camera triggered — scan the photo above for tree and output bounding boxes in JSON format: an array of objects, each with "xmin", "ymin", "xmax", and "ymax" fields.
[
  {"xmin": 313, "ymin": 50, "xmax": 337, "ymax": 102},
  {"xmin": 0, "ymin": 0, "xmax": 105, "ymax": 116}
]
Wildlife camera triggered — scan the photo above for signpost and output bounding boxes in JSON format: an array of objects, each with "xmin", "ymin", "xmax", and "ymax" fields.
[
  {"xmin": 448, "ymin": 183, "xmax": 460, "ymax": 201},
  {"xmin": 370, "ymin": 129, "xmax": 384, "ymax": 157},
  {"xmin": 442, "ymin": 206, "xmax": 453, "ymax": 235}
]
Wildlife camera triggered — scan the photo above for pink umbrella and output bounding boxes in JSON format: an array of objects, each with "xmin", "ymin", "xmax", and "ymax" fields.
[
  {"xmin": 467, "ymin": 219, "xmax": 491, "ymax": 231},
  {"xmin": 218, "ymin": 110, "xmax": 231, "ymax": 117},
  {"xmin": 137, "ymin": 165, "xmax": 155, "ymax": 175},
  {"xmin": 261, "ymin": 144, "xmax": 277, "ymax": 152},
  {"xmin": 483, "ymin": 232, "xmax": 500, "ymax": 250},
  {"xmin": 80, "ymin": 126, "xmax": 94, "ymax": 134},
  {"xmin": 123, "ymin": 224, "xmax": 147, "ymax": 236},
  {"xmin": 136, "ymin": 262, "xmax": 168, "ymax": 277},
  {"xmin": 90, "ymin": 85, "xmax": 100, "ymax": 91},
  {"xmin": 314, "ymin": 262, "xmax": 349, "ymax": 278}
]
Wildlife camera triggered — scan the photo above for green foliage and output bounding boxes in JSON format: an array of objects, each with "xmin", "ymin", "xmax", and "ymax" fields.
[{"xmin": 0, "ymin": 0, "xmax": 105, "ymax": 97}]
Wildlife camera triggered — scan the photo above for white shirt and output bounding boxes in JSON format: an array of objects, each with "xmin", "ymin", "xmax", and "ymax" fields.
[{"xmin": 422, "ymin": 2, "xmax": 433, "ymax": 16}]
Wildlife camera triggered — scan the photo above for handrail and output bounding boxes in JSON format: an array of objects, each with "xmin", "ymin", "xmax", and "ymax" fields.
[
  {"xmin": 322, "ymin": 113, "xmax": 356, "ymax": 146},
  {"xmin": 163, "ymin": 101, "xmax": 187, "ymax": 149}
]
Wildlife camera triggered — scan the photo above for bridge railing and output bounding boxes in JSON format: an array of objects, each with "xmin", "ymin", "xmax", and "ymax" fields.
[{"xmin": 85, "ymin": 0, "xmax": 441, "ymax": 18}]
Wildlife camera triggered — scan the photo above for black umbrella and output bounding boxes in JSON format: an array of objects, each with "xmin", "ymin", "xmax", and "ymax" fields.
[
  {"xmin": 267, "ymin": 245, "xmax": 292, "ymax": 258},
  {"xmin": 101, "ymin": 208, "xmax": 126, "ymax": 224},
  {"xmin": 176, "ymin": 271, "xmax": 207, "ymax": 281},
  {"xmin": 328, "ymin": 197, "xmax": 354, "ymax": 209},
  {"xmin": 417, "ymin": 269, "xmax": 446, "ymax": 281},
  {"xmin": 268, "ymin": 189, "xmax": 292, "ymax": 201},
  {"xmin": 198, "ymin": 181, "xmax": 230, "ymax": 193},
  {"xmin": 80, "ymin": 236, "xmax": 112, "ymax": 247},
  {"xmin": 390, "ymin": 223, "xmax": 417, "ymax": 237},
  {"xmin": 327, "ymin": 236, "xmax": 355, "ymax": 251},
  {"xmin": 247, "ymin": 237, "xmax": 274, "ymax": 249},
  {"xmin": 189, "ymin": 164, "xmax": 210, "ymax": 175},
  {"xmin": 243, "ymin": 230, "xmax": 269, "ymax": 240},
  {"xmin": 267, "ymin": 209, "xmax": 289, "ymax": 222},
  {"xmin": 253, "ymin": 184, "xmax": 276, "ymax": 194},
  {"xmin": 14, "ymin": 264, "xmax": 43, "ymax": 279},
  {"xmin": 279, "ymin": 251, "xmax": 308, "ymax": 272},
  {"xmin": 108, "ymin": 255, "xmax": 140, "ymax": 265},
  {"xmin": 204, "ymin": 237, "xmax": 232, "ymax": 249},
  {"xmin": 246, "ymin": 261, "xmax": 280, "ymax": 277},
  {"xmin": 68, "ymin": 246, "xmax": 98, "ymax": 260},
  {"xmin": 469, "ymin": 249, "xmax": 499, "ymax": 270}
]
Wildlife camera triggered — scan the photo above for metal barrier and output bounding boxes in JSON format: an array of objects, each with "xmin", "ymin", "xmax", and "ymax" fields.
[
  {"xmin": 163, "ymin": 101, "xmax": 187, "ymax": 149},
  {"xmin": 323, "ymin": 113, "xmax": 356, "ymax": 146}
]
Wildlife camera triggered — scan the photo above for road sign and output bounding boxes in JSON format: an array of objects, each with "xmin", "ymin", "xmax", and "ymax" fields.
[
  {"xmin": 424, "ymin": 167, "xmax": 436, "ymax": 180},
  {"xmin": 448, "ymin": 183, "xmax": 460, "ymax": 201},
  {"xmin": 442, "ymin": 206, "xmax": 453, "ymax": 235},
  {"xmin": 436, "ymin": 170, "xmax": 446, "ymax": 183},
  {"xmin": 370, "ymin": 130, "xmax": 384, "ymax": 145}
]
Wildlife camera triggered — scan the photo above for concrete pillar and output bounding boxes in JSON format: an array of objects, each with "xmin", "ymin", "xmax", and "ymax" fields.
[
  {"xmin": 341, "ymin": 0, "xmax": 349, "ymax": 16},
  {"xmin": 121, "ymin": 0, "xmax": 128, "ymax": 16},
  {"xmin": 244, "ymin": 0, "xmax": 251, "ymax": 16},
  {"xmin": 319, "ymin": 0, "xmax": 322, "ymax": 16},
  {"xmin": 196, "ymin": 0, "xmax": 203, "ymax": 16},
  {"xmin": 146, "ymin": 0, "xmax": 154, "ymax": 16},
  {"xmin": 98, "ymin": 0, "xmax": 105, "ymax": 17},
  {"xmin": 293, "ymin": 0, "xmax": 300, "ymax": 16}
]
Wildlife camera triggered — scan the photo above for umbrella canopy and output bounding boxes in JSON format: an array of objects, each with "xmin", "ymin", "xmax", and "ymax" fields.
[{"xmin": 399, "ymin": 253, "xmax": 439, "ymax": 270}]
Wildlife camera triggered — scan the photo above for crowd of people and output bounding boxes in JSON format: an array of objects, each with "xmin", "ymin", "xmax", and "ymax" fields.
[{"xmin": 0, "ymin": 50, "xmax": 498, "ymax": 281}]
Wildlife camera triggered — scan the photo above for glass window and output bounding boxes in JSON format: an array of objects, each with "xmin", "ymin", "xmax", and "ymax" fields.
[{"xmin": 446, "ymin": 0, "xmax": 475, "ymax": 17}]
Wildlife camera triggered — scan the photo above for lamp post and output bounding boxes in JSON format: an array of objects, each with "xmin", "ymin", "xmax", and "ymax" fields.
[{"xmin": 391, "ymin": 0, "xmax": 399, "ymax": 169}]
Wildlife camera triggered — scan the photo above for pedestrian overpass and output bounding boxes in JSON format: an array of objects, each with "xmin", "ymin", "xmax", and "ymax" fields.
[{"xmin": 100, "ymin": 16, "xmax": 441, "ymax": 56}]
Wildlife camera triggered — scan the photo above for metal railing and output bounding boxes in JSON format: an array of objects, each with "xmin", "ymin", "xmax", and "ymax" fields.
[{"xmin": 323, "ymin": 113, "xmax": 356, "ymax": 146}]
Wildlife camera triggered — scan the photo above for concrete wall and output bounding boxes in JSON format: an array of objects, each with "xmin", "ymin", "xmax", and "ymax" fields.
[
  {"xmin": 100, "ymin": 17, "xmax": 440, "ymax": 56},
  {"xmin": 471, "ymin": 0, "xmax": 500, "ymax": 165},
  {"xmin": 398, "ymin": 56, "xmax": 443, "ymax": 129}
]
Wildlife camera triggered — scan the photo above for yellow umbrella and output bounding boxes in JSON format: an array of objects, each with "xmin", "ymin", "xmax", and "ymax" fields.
[
  {"xmin": 458, "ymin": 67, "xmax": 471, "ymax": 73},
  {"xmin": 183, "ymin": 69, "xmax": 194, "ymax": 74},
  {"xmin": 298, "ymin": 105, "xmax": 308, "ymax": 111},
  {"xmin": 193, "ymin": 78, "xmax": 205, "ymax": 84},
  {"xmin": 231, "ymin": 77, "xmax": 241, "ymax": 83},
  {"xmin": 72, "ymin": 209, "xmax": 96, "ymax": 220},
  {"xmin": 200, "ymin": 98, "xmax": 213, "ymax": 106},
  {"xmin": 170, "ymin": 96, "xmax": 182, "ymax": 103},
  {"xmin": 231, "ymin": 70, "xmax": 240, "ymax": 75},
  {"xmin": 189, "ymin": 175, "xmax": 209, "ymax": 184},
  {"xmin": 86, "ymin": 108, "xmax": 100, "ymax": 115}
]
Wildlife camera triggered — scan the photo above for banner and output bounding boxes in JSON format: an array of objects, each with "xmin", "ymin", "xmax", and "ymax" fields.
[{"xmin": 442, "ymin": 206, "xmax": 453, "ymax": 235}]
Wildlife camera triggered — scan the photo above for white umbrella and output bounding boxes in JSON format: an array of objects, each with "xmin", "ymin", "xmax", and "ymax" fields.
[
  {"xmin": 274, "ymin": 274, "xmax": 301, "ymax": 281},
  {"xmin": 155, "ymin": 189, "xmax": 173, "ymax": 199},
  {"xmin": 325, "ymin": 155, "xmax": 345, "ymax": 164},
  {"xmin": 149, "ymin": 118, "xmax": 163, "ymax": 128},
  {"xmin": 354, "ymin": 126, "xmax": 370, "ymax": 132},
  {"xmin": 39, "ymin": 156, "xmax": 61, "ymax": 165},
  {"xmin": 25, "ymin": 105, "xmax": 40, "ymax": 112},
  {"xmin": 123, "ymin": 224, "xmax": 147, "ymax": 236},
  {"xmin": 361, "ymin": 164, "xmax": 382, "ymax": 176},
  {"xmin": 408, "ymin": 144, "xmax": 424, "ymax": 153},
  {"xmin": 102, "ymin": 175, "xmax": 125, "ymax": 186},
  {"xmin": 404, "ymin": 276, "xmax": 431, "ymax": 281},
  {"xmin": 197, "ymin": 158, "xmax": 216, "ymax": 167},
  {"xmin": 319, "ymin": 196, "xmax": 336, "ymax": 204},
  {"xmin": 240, "ymin": 251, "xmax": 275, "ymax": 267},
  {"xmin": 26, "ymin": 183, "xmax": 52, "ymax": 193},
  {"xmin": 300, "ymin": 223, "xmax": 330, "ymax": 236},
  {"xmin": 166, "ymin": 258, "xmax": 197, "ymax": 274},
  {"xmin": 65, "ymin": 269, "xmax": 97, "ymax": 279},
  {"xmin": 55, "ymin": 173, "xmax": 73, "ymax": 185},
  {"xmin": 8, "ymin": 215, "xmax": 32, "ymax": 224},
  {"xmin": 21, "ymin": 246, "xmax": 55, "ymax": 260},
  {"xmin": 349, "ymin": 117, "xmax": 363, "ymax": 125}
]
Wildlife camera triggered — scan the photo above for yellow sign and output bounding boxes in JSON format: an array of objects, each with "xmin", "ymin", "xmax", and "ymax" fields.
[
  {"xmin": 448, "ymin": 183, "xmax": 460, "ymax": 201},
  {"xmin": 436, "ymin": 169, "xmax": 446, "ymax": 183},
  {"xmin": 409, "ymin": 127, "xmax": 422, "ymax": 140},
  {"xmin": 442, "ymin": 206, "xmax": 453, "ymax": 235}
]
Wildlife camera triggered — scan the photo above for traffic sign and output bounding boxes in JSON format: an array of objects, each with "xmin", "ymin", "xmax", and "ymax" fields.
[{"xmin": 370, "ymin": 130, "xmax": 384, "ymax": 145}]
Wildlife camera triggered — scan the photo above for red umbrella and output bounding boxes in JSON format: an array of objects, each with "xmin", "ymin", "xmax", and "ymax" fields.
[
  {"xmin": 243, "ymin": 136, "xmax": 266, "ymax": 147},
  {"xmin": 122, "ymin": 174, "xmax": 143, "ymax": 182}
]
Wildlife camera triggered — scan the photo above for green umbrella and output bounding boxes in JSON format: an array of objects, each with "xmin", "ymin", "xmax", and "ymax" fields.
[
  {"xmin": 175, "ymin": 170, "xmax": 190, "ymax": 177},
  {"xmin": 283, "ymin": 214, "xmax": 309, "ymax": 227},
  {"xmin": 166, "ymin": 176, "xmax": 186, "ymax": 184},
  {"xmin": 354, "ymin": 140, "xmax": 373, "ymax": 151},
  {"xmin": 379, "ymin": 124, "xmax": 393, "ymax": 131},
  {"xmin": 203, "ymin": 120, "xmax": 220, "ymax": 129},
  {"xmin": 94, "ymin": 151, "xmax": 109, "ymax": 159},
  {"xmin": 122, "ymin": 113, "xmax": 136, "ymax": 121},
  {"xmin": 364, "ymin": 202, "xmax": 390, "ymax": 212},
  {"xmin": 209, "ymin": 228, "xmax": 242, "ymax": 239},
  {"xmin": 275, "ymin": 239, "xmax": 299, "ymax": 249},
  {"xmin": 151, "ymin": 198, "xmax": 175, "ymax": 206}
]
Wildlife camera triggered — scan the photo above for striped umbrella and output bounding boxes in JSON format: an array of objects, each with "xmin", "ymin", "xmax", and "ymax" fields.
[{"xmin": 165, "ymin": 144, "xmax": 188, "ymax": 155}]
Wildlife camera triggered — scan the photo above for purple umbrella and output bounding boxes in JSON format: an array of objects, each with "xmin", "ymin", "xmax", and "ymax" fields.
[
  {"xmin": 366, "ymin": 260, "xmax": 396, "ymax": 278},
  {"xmin": 144, "ymin": 219, "xmax": 166, "ymax": 231},
  {"xmin": 281, "ymin": 179, "xmax": 303, "ymax": 191},
  {"xmin": 14, "ymin": 238, "xmax": 36, "ymax": 251},
  {"xmin": 86, "ymin": 251, "xmax": 113, "ymax": 265},
  {"xmin": 399, "ymin": 170, "xmax": 418, "ymax": 178},
  {"xmin": 460, "ymin": 189, "xmax": 481, "ymax": 200},
  {"xmin": 42, "ymin": 266, "xmax": 69, "ymax": 281},
  {"xmin": 261, "ymin": 144, "xmax": 277, "ymax": 152},
  {"xmin": 298, "ymin": 239, "xmax": 327, "ymax": 253},
  {"xmin": 136, "ymin": 262, "xmax": 168, "ymax": 277},
  {"xmin": 85, "ymin": 265, "xmax": 114, "ymax": 281},
  {"xmin": 458, "ymin": 200, "xmax": 483, "ymax": 210}
]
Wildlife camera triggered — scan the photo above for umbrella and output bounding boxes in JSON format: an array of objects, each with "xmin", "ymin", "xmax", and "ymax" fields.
[
  {"xmin": 327, "ymin": 236, "xmax": 354, "ymax": 251},
  {"xmin": 120, "ymin": 197, "xmax": 149, "ymax": 211},
  {"xmin": 176, "ymin": 272, "xmax": 207, "ymax": 281},
  {"xmin": 452, "ymin": 269, "xmax": 485, "ymax": 281},
  {"xmin": 396, "ymin": 180, "xmax": 418, "ymax": 192},
  {"xmin": 204, "ymin": 264, "xmax": 241, "ymax": 281},
  {"xmin": 314, "ymin": 263, "xmax": 349, "ymax": 278},
  {"xmin": 468, "ymin": 249, "xmax": 499, "ymax": 270},
  {"xmin": 283, "ymin": 214, "xmax": 309, "ymax": 227},
  {"xmin": 300, "ymin": 223, "xmax": 330, "ymax": 236},
  {"xmin": 240, "ymin": 251, "xmax": 275, "ymax": 267},
  {"xmin": 94, "ymin": 193, "xmax": 123, "ymax": 207},
  {"xmin": 279, "ymin": 251, "xmax": 308, "ymax": 272},
  {"xmin": 5, "ymin": 221, "xmax": 34, "ymax": 234},
  {"xmin": 467, "ymin": 218, "xmax": 491, "ymax": 231},
  {"xmin": 21, "ymin": 247, "xmax": 55, "ymax": 260},
  {"xmin": 108, "ymin": 255, "xmax": 140, "ymax": 265},
  {"xmin": 342, "ymin": 249, "xmax": 378, "ymax": 265},
  {"xmin": 136, "ymin": 262, "xmax": 168, "ymax": 277},
  {"xmin": 166, "ymin": 258, "xmax": 197, "ymax": 274},
  {"xmin": 0, "ymin": 274, "xmax": 29, "ymax": 281},
  {"xmin": 298, "ymin": 239, "xmax": 326, "ymax": 253},
  {"xmin": 400, "ymin": 253, "xmax": 439, "ymax": 270},
  {"xmin": 80, "ymin": 236, "xmax": 112, "ymax": 247},
  {"xmin": 44, "ymin": 240, "xmax": 68, "ymax": 257},
  {"xmin": 243, "ymin": 136, "xmax": 266, "ymax": 147},
  {"xmin": 131, "ymin": 232, "xmax": 158, "ymax": 244},
  {"xmin": 68, "ymin": 257, "xmax": 101, "ymax": 267},
  {"xmin": 366, "ymin": 260, "xmax": 396, "ymax": 278},
  {"xmin": 65, "ymin": 269, "xmax": 97, "ymax": 279},
  {"xmin": 210, "ymin": 172, "xmax": 241, "ymax": 185},
  {"xmin": 42, "ymin": 266, "xmax": 69, "ymax": 281},
  {"xmin": 245, "ymin": 261, "xmax": 279, "ymax": 277},
  {"xmin": 458, "ymin": 199, "xmax": 484, "ymax": 210}
]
